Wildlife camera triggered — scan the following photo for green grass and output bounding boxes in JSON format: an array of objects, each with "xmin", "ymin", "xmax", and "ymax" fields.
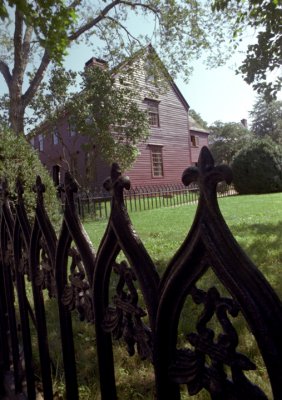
[{"xmin": 43, "ymin": 193, "xmax": 282, "ymax": 399}]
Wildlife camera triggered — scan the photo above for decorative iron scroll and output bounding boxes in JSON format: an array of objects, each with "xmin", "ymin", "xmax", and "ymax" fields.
[
  {"xmin": 102, "ymin": 260, "xmax": 152, "ymax": 360},
  {"xmin": 169, "ymin": 285, "xmax": 267, "ymax": 399},
  {"xmin": 61, "ymin": 247, "xmax": 94, "ymax": 323}
]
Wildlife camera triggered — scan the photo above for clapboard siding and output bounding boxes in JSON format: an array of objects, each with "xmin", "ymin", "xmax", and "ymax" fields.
[
  {"xmin": 124, "ymin": 58, "xmax": 193, "ymax": 186},
  {"xmin": 190, "ymin": 130, "xmax": 210, "ymax": 164}
]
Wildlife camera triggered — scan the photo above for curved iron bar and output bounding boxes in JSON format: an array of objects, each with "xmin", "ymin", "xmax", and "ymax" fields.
[
  {"xmin": 55, "ymin": 172, "xmax": 96, "ymax": 400},
  {"xmin": 93, "ymin": 163, "xmax": 160, "ymax": 399},
  {"xmin": 155, "ymin": 146, "xmax": 282, "ymax": 399},
  {"xmin": 0, "ymin": 180, "xmax": 22, "ymax": 394},
  {"xmin": 29, "ymin": 176, "xmax": 57, "ymax": 399},
  {"xmin": 13, "ymin": 179, "xmax": 36, "ymax": 399}
]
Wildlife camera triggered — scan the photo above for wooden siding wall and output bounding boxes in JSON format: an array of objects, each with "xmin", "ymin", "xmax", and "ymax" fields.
[
  {"xmin": 190, "ymin": 130, "xmax": 209, "ymax": 164},
  {"xmin": 124, "ymin": 58, "xmax": 192, "ymax": 186}
]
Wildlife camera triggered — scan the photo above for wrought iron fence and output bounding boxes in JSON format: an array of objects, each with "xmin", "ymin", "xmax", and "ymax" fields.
[
  {"xmin": 75, "ymin": 181, "xmax": 236, "ymax": 220},
  {"xmin": 0, "ymin": 147, "xmax": 281, "ymax": 400}
]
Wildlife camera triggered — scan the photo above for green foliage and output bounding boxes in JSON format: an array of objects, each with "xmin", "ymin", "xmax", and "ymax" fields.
[
  {"xmin": 231, "ymin": 139, "xmax": 282, "ymax": 194},
  {"xmin": 0, "ymin": 0, "xmax": 77, "ymax": 63},
  {"xmin": 73, "ymin": 66, "xmax": 149, "ymax": 169},
  {"xmin": 209, "ymin": 121, "xmax": 252, "ymax": 164},
  {"xmin": 211, "ymin": 0, "xmax": 282, "ymax": 98},
  {"xmin": 250, "ymin": 97, "xmax": 282, "ymax": 144},
  {"xmin": 31, "ymin": 64, "xmax": 150, "ymax": 170},
  {"xmin": 0, "ymin": 127, "xmax": 61, "ymax": 223}
]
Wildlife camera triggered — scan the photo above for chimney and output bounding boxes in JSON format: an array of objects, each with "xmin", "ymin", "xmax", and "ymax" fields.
[
  {"xmin": 85, "ymin": 57, "xmax": 108, "ymax": 70},
  {"xmin": 241, "ymin": 118, "xmax": 248, "ymax": 128}
]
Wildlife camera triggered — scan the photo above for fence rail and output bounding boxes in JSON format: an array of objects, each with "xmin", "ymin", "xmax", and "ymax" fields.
[
  {"xmin": 75, "ymin": 181, "xmax": 236, "ymax": 219},
  {"xmin": 0, "ymin": 147, "xmax": 281, "ymax": 400}
]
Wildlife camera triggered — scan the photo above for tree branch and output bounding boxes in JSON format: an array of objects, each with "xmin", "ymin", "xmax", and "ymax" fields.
[
  {"xmin": 22, "ymin": 25, "xmax": 33, "ymax": 73},
  {"xmin": 67, "ymin": 0, "xmax": 121, "ymax": 41},
  {"xmin": 105, "ymin": 16, "xmax": 143, "ymax": 46},
  {"xmin": 22, "ymin": 50, "xmax": 51, "ymax": 108},
  {"xmin": 13, "ymin": 7, "xmax": 24, "ymax": 82},
  {"xmin": 68, "ymin": 0, "xmax": 160, "ymax": 43},
  {"xmin": 0, "ymin": 61, "xmax": 12, "ymax": 89},
  {"xmin": 119, "ymin": 1, "xmax": 160, "ymax": 15}
]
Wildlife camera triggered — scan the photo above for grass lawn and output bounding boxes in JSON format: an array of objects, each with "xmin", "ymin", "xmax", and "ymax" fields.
[{"xmin": 46, "ymin": 192, "xmax": 282, "ymax": 399}]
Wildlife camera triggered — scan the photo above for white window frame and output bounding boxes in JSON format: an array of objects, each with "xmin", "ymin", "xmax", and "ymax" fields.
[
  {"xmin": 191, "ymin": 135, "xmax": 199, "ymax": 147},
  {"xmin": 38, "ymin": 134, "xmax": 44, "ymax": 151},
  {"xmin": 53, "ymin": 128, "xmax": 59, "ymax": 145},
  {"xmin": 145, "ymin": 99, "xmax": 160, "ymax": 127},
  {"xmin": 150, "ymin": 145, "xmax": 164, "ymax": 178}
]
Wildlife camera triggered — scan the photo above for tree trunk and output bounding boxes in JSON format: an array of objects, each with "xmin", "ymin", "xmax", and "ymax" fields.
[{"xmin": 9, "ymin": 98, "xmax": 25, "ymax": 135}]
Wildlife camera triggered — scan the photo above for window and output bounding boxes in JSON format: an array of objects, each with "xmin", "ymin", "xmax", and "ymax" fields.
[
  {"xmin": 69, "ymin": 118, "xmax": 77, "ymax": 136},
  {"xmin": 145, "ymin": 99, "xmax": 160, "ymax": 127},
  {"xmin": 191, "ymin": 135, "xmax": 199, "ymax": 147},
  {"xmin": 38, "ymin": 134, "xmax": 44, "ymax": 151},
  {"xmin": 150, "ymin": 145, "xmax": 164, "ymax": 177},
  {"xmin": 53, "ymin": 128, "xmax": 59, "ymax": 145}
]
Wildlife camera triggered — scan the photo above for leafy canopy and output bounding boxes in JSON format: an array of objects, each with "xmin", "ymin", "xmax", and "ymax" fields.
[
  {"xmin": 211, "ymin": 0, "xmax": 282, "ymax": 99},
  {"xmin": 209, "ymin": 120, "xmax": 252, "ymax": 164},
  {"xmin": 250, "ymin": 97, "xmax": 282, "ymax": 144},
  {"xmin": 0, "ymin": 0, "xmax": 77, "ymax": 62}
]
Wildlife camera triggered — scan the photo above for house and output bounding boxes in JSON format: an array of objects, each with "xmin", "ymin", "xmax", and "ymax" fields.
[{"xmin": 30, "ymin": 48, "xmax": 209, "ymax": 189}]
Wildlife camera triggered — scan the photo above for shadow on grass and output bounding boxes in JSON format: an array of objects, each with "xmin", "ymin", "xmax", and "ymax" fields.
[{"xmin": 230, "ymin": 221, "xmax": 282, "ymax": 297}]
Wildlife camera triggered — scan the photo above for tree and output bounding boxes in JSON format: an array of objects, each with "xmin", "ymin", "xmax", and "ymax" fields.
[
  {"xmin": 209, "ymin": 121, "xmax": 252, "ymax": 164},
  {"xmin": 211, "ymin": 0, "xmax": 282, "ymax": 99},
  {"xmin": 231, "ymin": 138, "xmax": 282, "ymax": 194},
  {"xmin": 0, "ymin": 0, "xmax": 221, "ymax": 136},
  {"xmin": 31, "ymin": 63, "xmax": 150, "ymax": 169},
  {"xmin": 250, "ymin": 97, "xmax": 282, "ymax": 144},
  {"xmin": 0, "ymin": 126, "xmax": 60, "ymax": 222}
]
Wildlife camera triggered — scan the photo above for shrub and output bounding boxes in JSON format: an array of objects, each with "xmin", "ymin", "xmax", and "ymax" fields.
[
  {"xmin": 0, "ymin": 128, "xmax": 61, "ymax": 224},
  {"xmin": 231, "ymin": 139, "xmax": 282, "ymax": 194}
]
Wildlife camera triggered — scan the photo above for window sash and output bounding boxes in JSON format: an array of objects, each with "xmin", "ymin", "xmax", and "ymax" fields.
[
  {"xmin": 38, "ymin": 134, "xmax": 44, "ymax": 151},
  {"xmin": 191, "ymin": 135, "xmax": 199, "ymax": 147},
  {"xmin": 151, "ymin": 146, "xmax": 163, "ymax": 177},
  {"xmin": 53, "ymin": 128, "xmax": 59, "ymax": 145},
  {"xmin": 69, "ymin": 119, "xmax": 77, "ymax": 136},
  {"xmin": 145, "ymin": 100, "xmax": 160, "ymax": 127}
]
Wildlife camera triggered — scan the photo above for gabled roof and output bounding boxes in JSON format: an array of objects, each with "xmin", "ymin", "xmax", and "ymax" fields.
[
  {"xmin": 188, "ymin": 115, "xmax": 209, "ymax": 134},
  {"xmin": 108, "ymin": 44, "xmax": 190, "ymax": 111}
]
